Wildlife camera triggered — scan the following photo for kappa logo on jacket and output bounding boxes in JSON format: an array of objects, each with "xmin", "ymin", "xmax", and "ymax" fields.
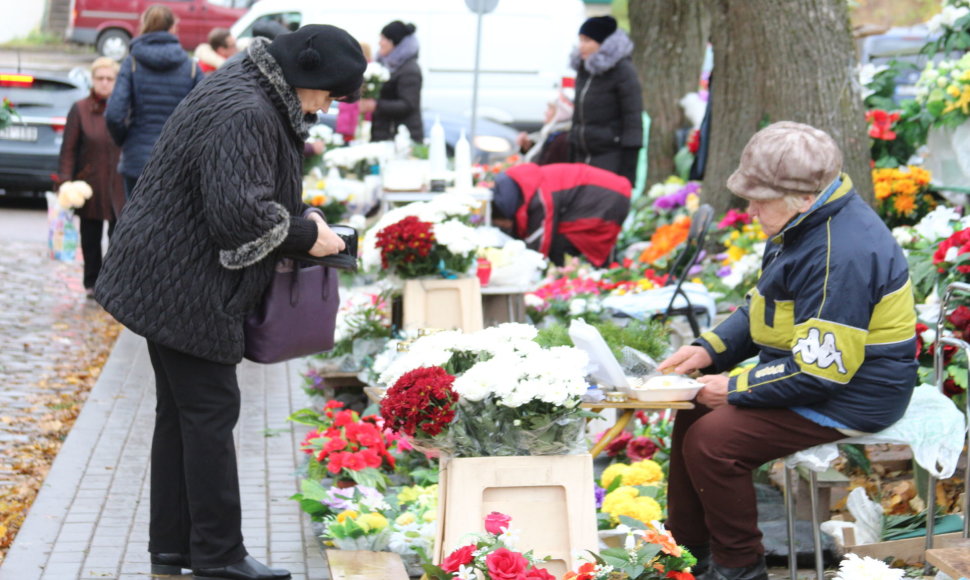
[{"xmin": 792, "ymin": 327, "xmax": 847, "ymax": 374}]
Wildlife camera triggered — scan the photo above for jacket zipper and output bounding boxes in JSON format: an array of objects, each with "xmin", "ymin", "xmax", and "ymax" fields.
[{"xmin": 578, "ymin": 73, "xmax": 592, "ymax": 162}]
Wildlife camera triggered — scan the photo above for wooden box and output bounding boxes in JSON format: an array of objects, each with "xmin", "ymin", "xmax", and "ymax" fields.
[
  {"xmin": 434, "ymin": 454, "xmax": 598, "ymax": 578},
  {"xmin": 402, "ymin": 277, "xmax": 483, "ymax": 333},
  {"xmin": 843, "ymin": 527, "xmax": 964, "ymax": 564}
]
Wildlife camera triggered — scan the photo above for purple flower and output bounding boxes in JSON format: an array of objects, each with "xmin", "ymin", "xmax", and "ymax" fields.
[
  {"xmin": 717, "ymin": 266, "xmax": 732, "ymax": 278},
  {"xmin": 594, "ymin": 485, "xmax": 606, "ymax": 509},
  {"xmin": 653, "ymin": 182, "xmax": 701, "ymax": 211}
]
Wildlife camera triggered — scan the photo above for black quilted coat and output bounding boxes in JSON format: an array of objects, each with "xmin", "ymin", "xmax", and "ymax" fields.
[
  {"xmin": 372, "ymin": 35, "xmax": 424, "ymax": 142},
  {"xmin": 94, "ymin": 39, "xmax": 319, "ymax": 364}
]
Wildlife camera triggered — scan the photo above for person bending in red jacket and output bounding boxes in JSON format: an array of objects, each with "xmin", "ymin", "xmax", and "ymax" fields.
[{"xmin": 490, "ymin": 162, "xmax": 631, "ymax": 267}]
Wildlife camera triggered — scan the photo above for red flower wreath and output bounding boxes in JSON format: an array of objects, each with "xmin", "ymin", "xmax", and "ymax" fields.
[{"xmin": 380, "ymin": 366, "xmax": 457, "ymax": 438}]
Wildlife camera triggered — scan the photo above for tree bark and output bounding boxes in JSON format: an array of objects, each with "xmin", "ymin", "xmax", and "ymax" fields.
[
  {"xmin": 703, "ymin": 0, "xmax": 872, "ymax": 215},
  {"xmin": 628, "ymin": 0, "xmax": 711, "ymax": 189}
]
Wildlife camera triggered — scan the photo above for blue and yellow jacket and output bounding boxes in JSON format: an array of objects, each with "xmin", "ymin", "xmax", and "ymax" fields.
[{"xmin": 695, "ymin": 175, "xmax": 918, "ymax": 433}]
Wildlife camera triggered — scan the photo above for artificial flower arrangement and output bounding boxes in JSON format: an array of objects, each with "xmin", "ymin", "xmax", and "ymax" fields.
[
  {"xmin": 594, "ymin": 409, "xmax": 673, "ymax": 470},
  {"xmin": 324, "ymin": 508, "xmax": 392, "ymax": 551},
  {"xmin": 324, "ymin": 141, "xmax": 391, "ymax": 180},
  {"xmin": 302, "ymin": 287, "xmax": 394, "ymax": 382},
  {"xmin": 871, "ymin": 165, "xmax": 938, "ymax": 228},
  {"xmin": 471, "ymin": 154, "xmax": 521, "ymax": 188},
  {"xmin": 361, "ymin": 193, "xmax": 481, "ymax": 279},
  {"xmin": 691, "ymin": 210, "xmax": 765, "ymax": 308},
  {"xmin": 376, "ymin": 323, "xmax": 592, "ymax": 457},
  {"xmin": 420, "ymin": 512, "xmax": 556, "ymax": 580},
  {"xmin": 0, "ymin": 97, "xmax": 17, "ymax": 130},
  {"xmin": 924, "ymin": 1, "xmax": 970, "ymax": 59},
  {"xmin": 860, "ymin": 61, "xmax": 933, "ymax": 168},
  {"xmin": 565, "ymin": 522, "xmax": 697, "ymax": 580},
  {"xmin": 290, "ymin": 400, "xmax": 397, "ymax": 490},
  {"xmin": 302, "ymin": 167, "xmax": 369, "ymax": 225},
  {"xmin": 890, "ymin": 205, "xmax": 970, "ymax": 301},
  {"xmin": 915, "ymin": 51, "xmax": 970, "ymax": 127}
]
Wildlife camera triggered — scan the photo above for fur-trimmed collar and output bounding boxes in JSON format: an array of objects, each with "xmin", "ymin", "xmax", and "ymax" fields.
[
  {"xmin": 378, "ymin": 34, "xmax": 419, "ymax": 73},
  {"xmin": 570, "ymin": 28, "xmax": 635, "ymax": 76},
  {"xmin": 248, "ymin": 37, "xmax": 312, "ymax": 140}
]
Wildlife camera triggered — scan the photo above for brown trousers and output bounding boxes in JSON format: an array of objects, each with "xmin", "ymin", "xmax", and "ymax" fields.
[{"xmin": 665, "ymin": 404, "xmax": 844, "ymax": 568}]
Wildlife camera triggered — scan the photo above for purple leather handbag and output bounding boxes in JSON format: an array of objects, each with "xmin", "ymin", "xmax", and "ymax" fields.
[{"xmin": 243, "ymin": 259, "xmax": 338, "ymax": 364}]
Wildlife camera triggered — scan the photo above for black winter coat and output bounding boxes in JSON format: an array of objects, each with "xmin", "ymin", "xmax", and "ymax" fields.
[
  {"xmin": 95, "ymin": 39, "xmax": 320, "ymax": 364},
  {"xmin": 372, "ymin": 37, "xmax": 424, "ymax": 142},
  {"xmin": 569, "ymin": 29, "xmax": 643, "ymax": 183},
  {"xmin": 106, "ymin": 31, "xmax": 203, "ymax": 179}
]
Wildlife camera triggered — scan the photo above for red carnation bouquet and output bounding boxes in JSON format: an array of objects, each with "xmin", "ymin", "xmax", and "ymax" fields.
[
  {"xmin": 380, "ymin": 366, "xmax": 458, "ymax": 453},
  {"xmin": 297, "ymin": 401, "xmax": 396, "ymax": 490},
  {"xmin": 933, "ymin": 227, "xmax": 970, "ymax": 276},
  {"xmin": 420, "ymin": 512, "xmax": 555, "ymax": 580}
]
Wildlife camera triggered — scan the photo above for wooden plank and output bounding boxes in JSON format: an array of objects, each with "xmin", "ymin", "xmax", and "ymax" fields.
[
  {"xmin": 926, "ymin": 547, "xmax": 970, "ymax": 579},
  {"xmin": 581, "ymin": 400, "xmax": 695, "ymax": 410},
  {"xmin": 845, "ymin": 532, "xmax": 963, "ymax": 564},
  {"xmin": 326, "ymin": 550, "xmax": 409, "ymax": 580}
]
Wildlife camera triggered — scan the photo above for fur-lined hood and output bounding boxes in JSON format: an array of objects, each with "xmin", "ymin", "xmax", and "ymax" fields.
[
  {"xmin": 378, "ymin": 34, "xmax": 420, "ymax": 73},
  {"xmin": 570, "ymin": 28, "xmax": 635, "ymax": 76},
  {"xmin": 248, "ymin": 37, "xmax": 313, "ymax": 141}
]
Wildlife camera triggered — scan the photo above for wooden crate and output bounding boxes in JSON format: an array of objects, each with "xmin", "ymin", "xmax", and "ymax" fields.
[
  {"xmin": 402, "ymin": 277, "xmax": 483, "ymax": 333},
  {"xmin": 843, "ymin": 527, "xmax": 964, "ymax": 564},
  {"xmin": 434, "ymin": 454, "xmax": 598, "ymax": 578}
]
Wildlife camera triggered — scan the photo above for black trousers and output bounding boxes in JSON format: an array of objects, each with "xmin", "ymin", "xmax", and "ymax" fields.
[
  {"xmin": 79, "ymin": 218, "xmax": 115, "ymax": 290},
  {"xmin": 145, "ymin": 340, "xmax": 247, "ymax": 568}
]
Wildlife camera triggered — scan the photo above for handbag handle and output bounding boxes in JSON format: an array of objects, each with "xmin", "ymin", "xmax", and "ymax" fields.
[{"xmin": 288, "ymin": 263, "xmax": 332, "ymax": 307}]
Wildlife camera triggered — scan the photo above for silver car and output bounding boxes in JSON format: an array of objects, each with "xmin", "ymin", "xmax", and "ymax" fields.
[{"xmin": 0, "ymin": 68, "xmax": 90, "ymax": 196}]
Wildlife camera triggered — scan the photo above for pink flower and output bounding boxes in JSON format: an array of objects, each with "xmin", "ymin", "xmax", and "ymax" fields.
[
  {"xmin": 524, "ymin": 566, "xmax": 556, "ymax": 579},
  {"xmin": 485, "ymin": 548, "xmax": 529, "ymax": 580},
  {"xmin": 441, "ymin": 544, "xmax": 476, "ymax": 573},
  {"xmin": 484, "ymin": 511, "xmax": 512, "ymax": 535}
]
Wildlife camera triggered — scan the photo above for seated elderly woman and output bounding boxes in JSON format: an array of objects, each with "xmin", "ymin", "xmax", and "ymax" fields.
[{"xmin": 657, "ymin": 122, "xmax": 918, "ymax": 580}]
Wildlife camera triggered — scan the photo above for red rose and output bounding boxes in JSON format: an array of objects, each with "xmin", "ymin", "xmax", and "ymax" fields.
[
  {"xmin": 441, "ymin": 544, "xmax": 477, "ymax": 573},
  {"xmin": 666, "ymin": 572, "xmax": 695, "ymax": 580},
  {"xmin": 484, "ymin": 511, "xmax": 512, "ymax": 535},
  {"xmin": 524, "ymin": 566, "xmax": 556, "ymax": 579},
  {"xmin": 948, "ymin": 305, "xmax": 970, "ymax": 332},
  {"xmin": 485, "ymin": 548, "xmax": 528, "ymax": 580},
  {"xmin": 605, "ymin": 431, "xmax": 632, "ymax": 457},
  {"xmin": 943, "ymin": 378, "xmax": 964, "ymax": 398},
  {"xmin": 627, "ymin": 436, "xmax": 659, "ymax": 461}
]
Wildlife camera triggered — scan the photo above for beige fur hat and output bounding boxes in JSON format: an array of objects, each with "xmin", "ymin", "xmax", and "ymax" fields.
[{"xmin": 726, "ymin": 121, "xmax": 842, "ymax": 201}]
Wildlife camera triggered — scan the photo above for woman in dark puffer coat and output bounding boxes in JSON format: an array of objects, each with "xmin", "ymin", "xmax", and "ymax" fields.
[
  {"xmin": 106, "ymin": 5, "xmax": 203, "ymax": 197},
  {"xmin": 569, "ymin": 16, "xmax": 643, "ymax": 186},
  {"xmin": 361, "ymin": 20, "xmax": 424, "ymax": 142},
  {"xmin": 95, "ymin": 26, "xmax": 365, "ymax": 580}
]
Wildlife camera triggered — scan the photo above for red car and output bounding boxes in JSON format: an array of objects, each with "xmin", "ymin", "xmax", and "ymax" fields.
[{"xmin": 68, "ymin": 0, "xmax": 246, "ymax": 61}]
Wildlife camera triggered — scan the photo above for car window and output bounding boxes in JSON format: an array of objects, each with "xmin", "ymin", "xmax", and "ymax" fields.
[{"xmin": 238, "ymin": 12, "xmax": 302, "ymax": 38}]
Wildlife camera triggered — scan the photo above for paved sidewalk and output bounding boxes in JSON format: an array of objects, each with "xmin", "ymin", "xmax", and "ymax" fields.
[{"xmin": 0, "ymin": 329, "xmax": 328, "ymax": 580}]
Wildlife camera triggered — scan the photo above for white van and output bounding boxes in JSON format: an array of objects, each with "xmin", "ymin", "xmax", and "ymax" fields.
[{"xmin": 230, "ymin": 0, "xmax": 585, "ymax": 128}]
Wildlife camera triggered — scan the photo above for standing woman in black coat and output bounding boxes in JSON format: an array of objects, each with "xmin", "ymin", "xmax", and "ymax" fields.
[
  {"xmin": 95, "ymin": 25, "xmax": 366, "ymax": 580},
  {"xmin": 360, "ymin": 20, "xmax": 424, "ymax": 142},
  {"xmin": 569, "ymin": 16, "xmax": 643, "ymax": 186}
]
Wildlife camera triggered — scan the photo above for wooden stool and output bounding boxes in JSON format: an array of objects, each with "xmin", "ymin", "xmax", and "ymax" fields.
[
  {"xmin": 925, "ymin": 546, "xmax": 970, "ymax": 579},
  {"xmin": 325, "ymin": 550, "xmax": 409, "ymax": 580}
]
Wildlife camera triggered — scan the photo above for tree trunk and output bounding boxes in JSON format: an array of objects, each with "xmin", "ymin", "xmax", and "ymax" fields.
[
  {"xmin": 703, "ymin": 0, "xmax": 872, "ymax": 215},
  {"xmin": 628, "ymin": 0, "xmax": 711, "ymax": 189}
]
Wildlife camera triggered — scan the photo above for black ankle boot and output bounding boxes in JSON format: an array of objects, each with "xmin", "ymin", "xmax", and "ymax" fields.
[
  {"xmin": 684, "ymin": 544, "xmax": 711, "ymax": 576},
  {"xmin": 702, "ymin": 557, "xmax": 768, "ymax": 580},
  {"xmin": 151, "ymin": 552, "xmax": 191, "ymax": 575}
]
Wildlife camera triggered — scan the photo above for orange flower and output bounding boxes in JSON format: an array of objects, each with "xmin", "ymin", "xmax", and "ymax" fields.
[
  {"xmin": 644, "ymin": 528, "xmax": 682, "ymax": 557},
  {"xmin": 874, "ymin": 181, "xmax": 892, "ymax": 201},
  {"xmin": 893, "ymin": 179, "xmax": 918, "ymax": 196},
  {"xmin": 894, "ymin": 194, "xmax": 916, "ymax": 215},
  {"xmin": 638, "ymin": 216, "xmax": 691, "ymax": 264}
]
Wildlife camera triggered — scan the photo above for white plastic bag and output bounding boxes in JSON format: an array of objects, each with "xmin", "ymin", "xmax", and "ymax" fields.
[
  {"xmin": 568, "ymin": 318, "xmax": 628, "ymax": 389},
  {"xmin": 45, "ymin": 192, "xmax": 78, "ymax": 263},
  {"xmin": 845, "ymin": 487, "xmax": 883, "ymax": 546}
]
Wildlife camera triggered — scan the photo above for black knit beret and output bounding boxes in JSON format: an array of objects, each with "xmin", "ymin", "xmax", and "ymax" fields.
[
  {"xmin": 579, "ymin": 15, "xmax": 618, "ymax": 44},
  {"xmin": 381, "ymin": 20, "xmax": 416, "ymax": 46},
  {"xmin": 267, "ymin": 24, "xmax": 367, "ymax": 100}
]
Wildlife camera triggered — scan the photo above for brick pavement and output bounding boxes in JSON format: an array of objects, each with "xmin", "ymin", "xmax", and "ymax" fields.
[{"xmin": 0, "ymin": 328, "xmax": 330, "ymax": 580}]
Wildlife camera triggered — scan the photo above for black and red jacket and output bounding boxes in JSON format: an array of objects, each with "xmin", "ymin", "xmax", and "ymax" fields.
[{"xmin": 497, "ymin": 163, "xmax": 631, "ymax": 267}]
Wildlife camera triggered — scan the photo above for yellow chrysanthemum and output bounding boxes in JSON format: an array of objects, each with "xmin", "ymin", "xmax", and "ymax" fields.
[
  {"xmin": 601, "ymin": 463, "xmax": 631, "ymax": 488},
  {"xmin": 893, "ymin": 179, "xmax": 918, "ymax": 196},
  {"xmin": 356, "ymin": 512, "xmax": 388, "ymax": 532},
  {"xmin": 874, "ymin": 181, "xmax": 892, "ymax": 201},
  {"xmin": 336, "ymin": 510, "xmax": 359, "ymax": 523},
  {"xmin": 624, "ymin": 459, "xmax": 665, "ymax": 486},
  {"xmin": 395, "ymin": 512, "xmax": 417, "ymax": 526},
  {"xmin": 604, "ymin": 495, "xmax": 663, "ymax": 525},
  {"xmin": 725, "ymin": 244, "xmax": 746, "ymax": 264},
  {"xmin": 601, "ymin": 486, "xmax": 639, "ymax": 515}
]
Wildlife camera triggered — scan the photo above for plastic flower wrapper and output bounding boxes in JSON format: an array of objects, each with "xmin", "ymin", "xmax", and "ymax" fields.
[
  {"xmin": 420, "ymin": 512, "xmax": 555, "ymax": 580},
  {"xmin": 323, "ymin": 509, "xmax": 392, "ymax": 551},
  {"xmin": 567, "ymin": 521, "xmax": 696, "ymax": 580},
  {"xmin": 833, "ymin": 553, "xmax": 904, "ymax": 580}
]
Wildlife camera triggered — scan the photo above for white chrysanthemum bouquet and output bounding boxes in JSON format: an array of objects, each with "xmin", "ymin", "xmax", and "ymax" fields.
[
  {"xmin": 377, "ymin": 323, "xmax": 591, "ymax": 457},
  {"xmin": 833, "ymin": 553, "xmax": 905, "ymax": 580}
]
